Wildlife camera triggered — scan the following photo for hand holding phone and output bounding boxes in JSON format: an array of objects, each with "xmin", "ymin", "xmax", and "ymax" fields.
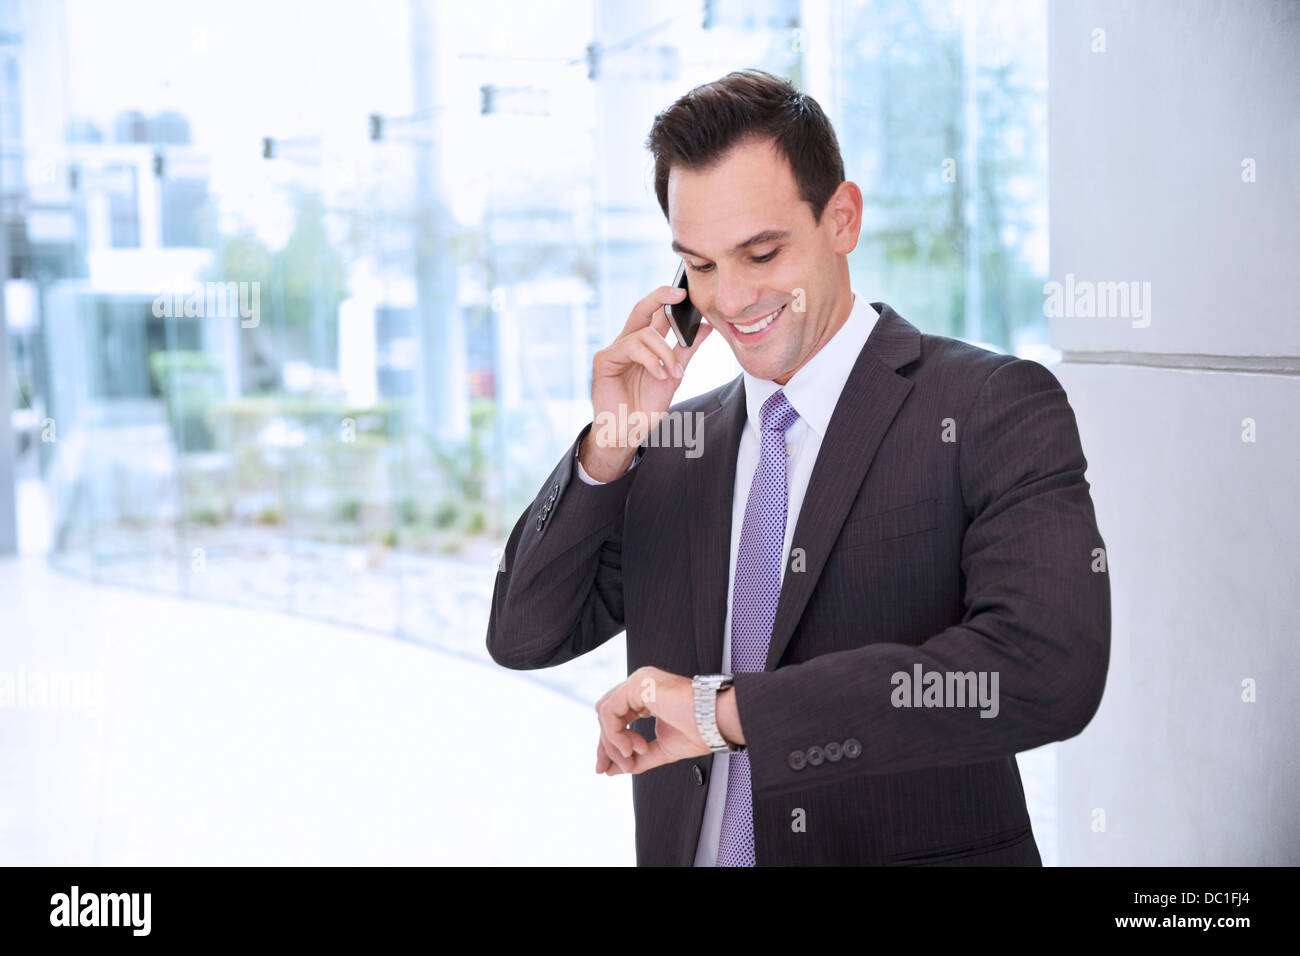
[{"xmin": 580, "ymin": 279, "xmax": 713, "ymax": 480}]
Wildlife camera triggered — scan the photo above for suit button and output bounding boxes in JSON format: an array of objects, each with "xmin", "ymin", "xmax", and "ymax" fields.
[
  {"xmin": 535, "ymin": 516, "xmax": 544, "ymax": 530},
  {"xmin": 787, "ymin": 750, "xmax": 807, "ymax": 770},
  {"xmin": 806, "ymin": 745, "xmax": 825, "ymax": 766},
  {"xmin": 692, "ymin": 764, "xmax": 705, "ymax": 786},
  {"xmin": 824, "ymin": 741, "xmax": 842, "ymax": 762},
  {"xmin": 843, "ymin": 738, "xmax": 862, "ymax": 759}
]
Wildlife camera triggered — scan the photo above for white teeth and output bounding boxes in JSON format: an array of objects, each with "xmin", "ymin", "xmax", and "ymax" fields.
[{"xmin": 735, "ymin": 306, "xmax": 782, "ymax": 334}]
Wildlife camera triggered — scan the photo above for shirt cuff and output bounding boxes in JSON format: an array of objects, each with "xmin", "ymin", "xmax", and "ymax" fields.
[{"xmin": 575, "ymin": 444, "xmax": 644, "ymax": 485}]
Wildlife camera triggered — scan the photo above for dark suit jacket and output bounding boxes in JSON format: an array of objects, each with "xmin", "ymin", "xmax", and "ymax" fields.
[{"xmin": 486, "ymin": 302, "xmax": 1110, "ymax": 865}]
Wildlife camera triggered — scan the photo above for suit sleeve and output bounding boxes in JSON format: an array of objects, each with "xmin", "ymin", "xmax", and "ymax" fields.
[
  {"xmin": 731, "ymin": 358, "xmax": 1111, "ymax": 799},
  {"xmin": 485, "ymin": 421, "xmax": 642, "ymax": 670}
]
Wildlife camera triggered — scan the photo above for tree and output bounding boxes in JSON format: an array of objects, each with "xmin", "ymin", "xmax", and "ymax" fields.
[{"xmin": 206, "ymin": 189, "xmax": 347, "ymax": 392}]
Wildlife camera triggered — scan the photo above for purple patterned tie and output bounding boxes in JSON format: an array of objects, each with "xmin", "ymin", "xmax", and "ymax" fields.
[{"xmin": 716, "ymin": 389, "xmax": 800, "ymax": 866}]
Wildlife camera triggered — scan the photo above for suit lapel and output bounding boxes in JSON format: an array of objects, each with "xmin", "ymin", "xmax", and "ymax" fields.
[
  {"xmin": 686, "ymin": 302, "xmax": 923, "ymax": 675},
  {"xmin": 688, "ymin": 374, "xmax": 746, "ymax": 674}
]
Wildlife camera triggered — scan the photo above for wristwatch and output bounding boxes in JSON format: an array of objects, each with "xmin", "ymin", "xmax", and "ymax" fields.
[{"xmin": 692, "ymin": 674, "xmax": 741, "ymax": 753}]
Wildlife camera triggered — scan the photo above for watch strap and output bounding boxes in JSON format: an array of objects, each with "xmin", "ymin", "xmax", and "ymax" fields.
[{"xmin": 693, "ymin": 673, "xmax": 739, "ymax": 754}]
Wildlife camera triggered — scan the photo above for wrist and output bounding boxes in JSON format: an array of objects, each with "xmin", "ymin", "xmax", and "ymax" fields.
[
  {"xmin": 579, "ymin": 432, "xmax": 637, "ymax": 482},
  {"xmin": 716, "ymin": 687, "xmax": 745, "ymax": 747}
]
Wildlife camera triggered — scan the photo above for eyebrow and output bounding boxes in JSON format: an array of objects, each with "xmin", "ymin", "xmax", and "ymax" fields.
[{"xmin": 671, "ymin": 228, "xmax": 792, "ymax": 261}]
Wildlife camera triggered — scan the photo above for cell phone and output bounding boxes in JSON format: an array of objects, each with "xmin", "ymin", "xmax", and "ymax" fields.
[{"xmin": 665, "ymin": 260, "xmax": 704, "ymax": 348}]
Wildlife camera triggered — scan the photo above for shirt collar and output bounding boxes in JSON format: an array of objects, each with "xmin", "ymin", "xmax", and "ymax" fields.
[{"xmin": 741, "ymin": 291, "xmax": 879, "ymax": 440}]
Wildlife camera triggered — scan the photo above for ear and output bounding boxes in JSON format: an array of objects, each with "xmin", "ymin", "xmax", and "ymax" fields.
[{"xmin": 824, "ymin": 181, "xmax": 863, "ymax": 256}]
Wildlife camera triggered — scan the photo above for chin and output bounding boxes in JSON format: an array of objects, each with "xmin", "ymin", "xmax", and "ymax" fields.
[{"xmin": 738, "ymin": 356, "xmax": 780, "ymax": 381}]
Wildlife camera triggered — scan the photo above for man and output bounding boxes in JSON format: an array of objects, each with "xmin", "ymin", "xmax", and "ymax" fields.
[{"xmin": 486, "ymin": 69, "xmax": 1109, "ymax": 866}]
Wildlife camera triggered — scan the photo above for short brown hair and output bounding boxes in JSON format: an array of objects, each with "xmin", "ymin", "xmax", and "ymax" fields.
[{"xmin": 645, "ymin": 68, "xmax": 845, "ymax": 224}]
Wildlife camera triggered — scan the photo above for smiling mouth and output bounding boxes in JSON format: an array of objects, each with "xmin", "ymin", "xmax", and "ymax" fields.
[{"xmin": 730, "ymin": 304, "xmax": 785, "ymax": 337}]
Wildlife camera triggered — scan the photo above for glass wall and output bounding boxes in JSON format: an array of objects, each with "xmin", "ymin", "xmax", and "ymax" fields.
[{"xmin": 5, "ymin": 0, "xmax": 1049, "ymax": 706}]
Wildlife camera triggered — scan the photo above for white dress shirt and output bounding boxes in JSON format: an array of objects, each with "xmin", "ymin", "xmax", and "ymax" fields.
[{"xmin": 576, "ymin": 292, "xmax": 879, "ymax": 865}]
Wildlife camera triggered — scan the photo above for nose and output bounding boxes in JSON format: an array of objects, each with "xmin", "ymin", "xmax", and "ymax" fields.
[{"xmin": 712, "ymin": 265, "xmax": 761, "ymax": 323}]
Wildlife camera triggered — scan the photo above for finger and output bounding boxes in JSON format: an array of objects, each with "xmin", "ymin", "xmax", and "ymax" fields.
[
  {"xmin": 600, "ymin": 717, "xmax": 643, "ymax": 770},
  {"xmin": 623, "ymin": 338, "xmax": 672, "ymax": 381},
  {"xmin": 594, "ymin": 677, "xmax": 654, "ymax": 772},
  {"xmin": 600, "ymin": 691, "xmax": 654, "ymax": 767},
  {"xmin": 604, "ymin": 717, "xmax": 653, "ymax": 773},
  {"xmin": 596, "ymin": 736, "xmax": 617, "ymax": 774},
  {"xmin": 622, "ymin": 728, "xmax": 650, "ymax": 755},
  {"xmin": 650, "ymin": 301, "xmax": 671, "ymax": 338},
  {"xmin": 596, "ymin": 702, "xmax": 637, "ymax": 767},
  {"xmin": 620, "ymin": 286, "xmax": 687, "ymax": 337},
  {"xmin": 633, "ymin": 327, "xmax": 681, "ymax": 378},
  {"xmin": 602, "ymin": 743, "xmax": 627, "ymax": 776},
  {"xmin": 599, "ymin": 729, "xmax": 633, "ymax": 773},
  {"xmin": 612, "ymin": 682, "xmax": 654, "ymax": 726},
  {"xmin": 623, "ymin": 738, "xmax": 676, "ymax": 775},
  {"xmin": 609, "ymin": 692, "xmax": 652, "ymax": 756}
]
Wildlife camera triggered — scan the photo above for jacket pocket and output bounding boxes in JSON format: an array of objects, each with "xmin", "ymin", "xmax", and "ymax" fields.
[
  {"xmin": 838, "ymin": 497, "xmax": 938, "ymax": 550},
  {"xmin": 881, "ymin": 824, "xmax": 1035, "ymax": 866}
]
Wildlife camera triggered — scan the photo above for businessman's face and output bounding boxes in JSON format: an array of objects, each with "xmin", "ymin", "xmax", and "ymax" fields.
[{"xmin": 666, "ymin": 134, "xmax": 860, "ymax": 385}]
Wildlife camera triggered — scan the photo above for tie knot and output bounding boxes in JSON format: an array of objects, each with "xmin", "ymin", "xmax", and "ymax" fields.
[{"xmin": 760, "ymin": 390, "xmax": 799, "ymax": 434}]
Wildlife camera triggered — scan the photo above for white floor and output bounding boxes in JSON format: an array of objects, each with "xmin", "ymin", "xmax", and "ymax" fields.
[
  {"xmin": 0, "ymin": 555, "xmax": 635, "ymax": 865},
  {"xmin": 0, "ymin": 548, "xmax": 1057, "ymax": 866}
]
